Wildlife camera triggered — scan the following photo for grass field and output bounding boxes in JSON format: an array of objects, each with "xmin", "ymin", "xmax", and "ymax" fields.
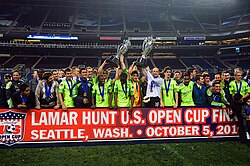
[{"xmin": 1, "ymin": 141, "xmax": 249, "ymax": 166}]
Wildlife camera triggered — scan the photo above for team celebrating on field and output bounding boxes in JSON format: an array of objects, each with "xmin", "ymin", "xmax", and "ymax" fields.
[{"xmin": 0, "ymin": 56, "xmax": 250, "ymax": 140}]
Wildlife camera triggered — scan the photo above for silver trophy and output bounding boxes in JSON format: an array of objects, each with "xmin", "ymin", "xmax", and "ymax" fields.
[
  {"xmin": 106, "ymin": 39, "xmax": 131, "ymax": 67},
  {"xmin": 136, "ymin": 36, "xmax": 155, "ymax": 67}
]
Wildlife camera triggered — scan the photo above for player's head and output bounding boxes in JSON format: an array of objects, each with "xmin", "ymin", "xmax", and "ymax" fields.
[
  {"xmin": 195, "ymin": 74, "xmax": 204, "ymax": 85},
  {"xmin": 98, "ymin": 74, "xmax": 105, "ymax": 85},
  {"xmin": 43, "ymin": 72, "xmax": 53, "ymax": 85},
  {"xmin": 12, "ymin": 70, "xmax": 21, "ymax": 81},
  {"xmin": 234, "ymin": 71, "xmax": 242, "ymax": 82},
  {"xmin": 183, "ymin": 73, "xmax": 190, "ymax": 85},
  {"xmin": 131, "ymin": 71, "xmax": 139, "ymax": 82},
  {"xmin": 246, "ymin": 97, "xmax": 250, "ymax": 106},
  {"xmin": 38, "ymin": 68, "xmax": 45, "ymax": 79},
  {"xmin": 72, "ymin": 66, "xmax": 80, "ymax": 77},
  {"xmin": 223, "ymin": 71, "xmax": 230, "ymax": 82},
  {"xmin": 58, "ymin": 68, "xmax": 65, "ymax": 78},
  {"xmin": 152, "ymin": 67, "xmax": 160, "ymax": 77},
  {"xmin": 164, "ymin": 66, "xmax": 172, "ymax": 79},
  {"xmin": 86, "ymin": 66, "xmax": 93, "ymax": 78},
  {"xmin": 103, "ymin": 70, "xmax": 108, "ymax": 80},
  {"xmin": 120, "ymin": 72, "xmax": 127, "ymax": 82},
  {"xmin": 187, "ymin": 68, "xmax": 196, "ymax": 77},
  {"xmin": 174, "ymin": 70, "xmax": 181, "ymax": 81},
  {"xmin": 214, "ymin": 72, "xmax": 221, "ymax": 82},
  {"xmin": 202, "ymin": 73, "xmax": 210, "ymax": 85},
  {"xmin": 80, "ymin": 68, "xmax": 87, "ymax": 79},
  {"xmin": 4, "ymin": 74, "xmax": 11, "ymax": 84},
  {"xmin": 65, "ymin": 68, "xmax": 72, "ymax": 80},
  {"xmin": 51, "ymin": 69, "xmax": 59, "ymax": 81},
  {"xmin": 20, "ymin": 84, "xmax": 31, "ymax": 97},
  {"xmin": 212, "ymin": 81, "xmax": 221, "ymax": 93}
]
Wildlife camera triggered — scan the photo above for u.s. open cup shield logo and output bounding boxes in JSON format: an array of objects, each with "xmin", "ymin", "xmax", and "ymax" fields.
[{"xmin": 0, "ymin": 111, "xmax": 26, "ymax": 146}]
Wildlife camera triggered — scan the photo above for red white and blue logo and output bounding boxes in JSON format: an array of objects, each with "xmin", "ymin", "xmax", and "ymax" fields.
[{"xmin": 0, "ymin": 111, "xmax": 26, "ymax": 146}]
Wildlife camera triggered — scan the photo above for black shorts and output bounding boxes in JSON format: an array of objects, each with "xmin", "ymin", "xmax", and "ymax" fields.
[{"xmin": 145, "ymin": 97, "xmax": 160, "ymax": 108}]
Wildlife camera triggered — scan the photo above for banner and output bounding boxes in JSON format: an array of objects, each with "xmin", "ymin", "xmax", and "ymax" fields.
[{"xmin": 0, "ymin": 107, "xmax": 239, "ymax": 148}]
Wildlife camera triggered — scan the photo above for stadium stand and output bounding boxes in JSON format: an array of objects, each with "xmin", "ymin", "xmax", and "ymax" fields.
[
  {"xmin": 0, "ymin": 0, "xmax": 249, "ymax": 76},
  {"xmin": 180, "ymin": 57, "xmax": 211, "ymax": 69},
  {"xmin": 153, "ymin": 58, "xmax": 185, "ymax": 70},
  {"xmin": 35, "ymin": 57, "xmax": 72, "ymax": 69}
]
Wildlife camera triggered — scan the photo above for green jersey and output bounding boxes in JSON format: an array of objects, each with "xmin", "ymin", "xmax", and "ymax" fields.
[
  {"xmin": 114, "ymin": 80, "xmax": 134, "ymax": 107},
  {"xmin": 88, "ymin": 75, "xmax": 98, "ymax": 86},
  {"xmin": 161, "ymin": 78, "xmax": 178, "ymax": 106},
  {"xmin": 58, "ymin": 79, "xmax": 76, "ymax": 107},
  {"xmin": 178, "ymin": 81, "xmax": 195, "ymax": 106},
  {"xmin": 92, "ymin": 81, "xmax": 112, "ymax": 107},
  {"xmin": 207, "ymin": 89, "xmax": 228, "ymax": 107},
  {"xmin": 229, "ymin": 80, "xmax": 250, "ymax": 96}
]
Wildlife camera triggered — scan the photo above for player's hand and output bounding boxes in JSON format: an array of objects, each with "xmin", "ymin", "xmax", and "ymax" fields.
[
  {"xmin": 91, "ymin": 105, "xmax": 95, "ymax": 109},
  {"xmin": 18, "ymin": 104, "xmax": 26, "ymax": 109},
  {"xmin": 114, "ymin": 105, "xmax": 118, "ymax": 110},
  {"xmin": 160, "ymin": 102, "xmax": 164, "ymax": 108},
  {"xmin": 54, "ymin": 105, "xmax": 59, "ymax": 110},
  {"xmin": 173, "ymin": 103, "xmax": 178, "ymax": 109},
  {"xmin": 62, "ymin": 104, "xmax": 67, "ymax": 111},
  {"xmin": 222, "ymin": 104, "xmax": 226, "ymax": 108},
  {"xmin": 128, "ymin": 107, "xmax": 133, "ymax": 117},
  {"xmin": 35, "ymin": 105, "xmax": 41, "ymax": 110},
  {"xmin": 83, "ymin": 98, "xmax": 89, "ymax": 104},
  {"xmin": 145, "ymin": 66, "xmax": 150, "ymax": 71},
  {"xmin": 229, "ymin": 109, "xmax": 233, "ymax": 115},
  {"xmin": 104, "ymin": 59, "xmax": 108, "ymax": 65}
]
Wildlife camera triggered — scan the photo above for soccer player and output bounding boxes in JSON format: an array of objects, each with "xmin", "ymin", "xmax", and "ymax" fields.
[
  {"xmin": 187, "ymin": 68, "xmax": 197, "ymax": 82},
  {"xmin": 97, "ymin": 60, "xmax": 110, "ymax": 82},
  {"xmin": 86, "ymin": 66, "xmax": 93, "ymax": 79},
  {"xmin": 202, "ymin": 73, "xmax": 212, "ymax": 88},
  {"xmin": 4, "ymin": 74, "xmax": 12, "ymax": 85},
  {"xmin": 143, "ymin": 66, "xmax": 162, "ymax": 108},
  {"xmin": 213, "ymin": 72, "xmax": 222, "ymax": 82},
  {"xmin": 160, "ymin": 66, "xmax": 178, "ymax": 108},
  {"xmin": 58, "ymin": 68, "xmax": 65, "ymax": 79},
  {"xmin": 178, "ymin": 73, "xmax": 195, "ymax": 106},
  {"xmin": 193, "ymin": 75, "xmax": 207, "ymax": 106},
  {"xmin": 174, "ymin": 70, "xmax": 183, "ymax": 85},
  {"xmin": 35, "ymin": 72, "xmax": 60, "ymax": 109},
  {"xmin": 87, "ymin": 66, "xmax": 98, "ymax": 85},
  {"xmin": 12, "ymin": 84, "xmax": 35, "ymax": 110},
  {"xmin": 114, "ymin": 73, "xmax": 134, "ymax": 112},
  {"xmin": 51, "ymin": 69, "xmax": 61, "ymax": 84},
  {"xmin": 207, "ymin": 81, "xmax": 229, "ymax": 108},
  {"xmin": 58, "ymin": 68, "xmax": 76, "ymax": 111},
  {"xmin": 6, "ymin": 70, "xmax": 24, "ymax": 108},
  {"xmin": 229, "ymin": 70, "xmax": 249, "ymax": 101},
  {"xmin": 72, "ymin": 68, "xmax": 93, "ymax": 108},
  {"xmin": 91, "ymin": 74, "xmax": 112, "ymax": 108},
  {"xmin": 130, "ymin": 70, "xmax": 143, "ymax": 107}
]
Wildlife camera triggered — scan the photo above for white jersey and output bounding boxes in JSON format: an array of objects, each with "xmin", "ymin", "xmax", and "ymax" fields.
[{"xmin": 144, "ymin": 69, "xmax": 162, "ymax": 98}]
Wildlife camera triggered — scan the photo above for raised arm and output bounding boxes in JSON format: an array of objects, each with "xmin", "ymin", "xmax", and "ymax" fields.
[{"xmin": 98, "ymin": 60, "xmax": 108, "ymax": 74}]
